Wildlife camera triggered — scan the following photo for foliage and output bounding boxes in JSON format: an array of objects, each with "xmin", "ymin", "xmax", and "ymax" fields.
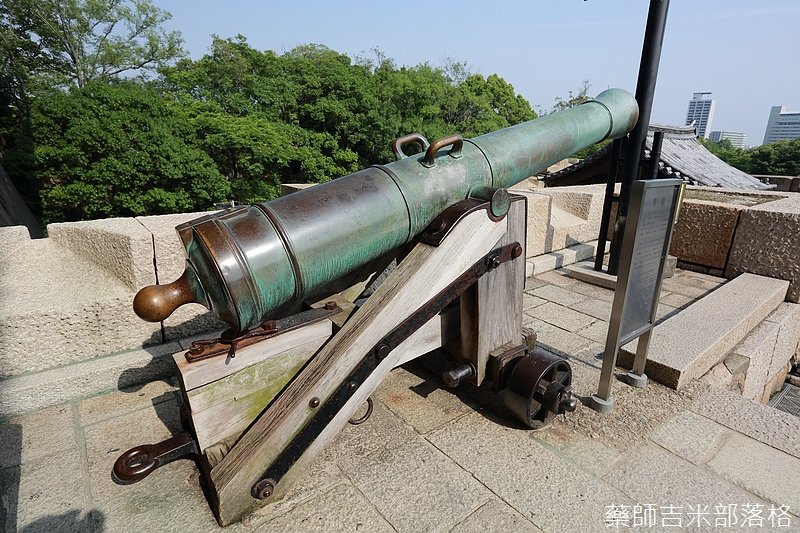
[
  {"xmin": 1, "ymin": 0, "xmax": 183, "ymax": 89},
  {"xmin": 1, "ymin": 0, "xmax": 183, "ymax": 158},
  {"xmin": 747, "ymin": 139, "xmax": 800, "ymax": 176},
  {"xmin": 160, "ymin": 37, "xmax": 536, "ymax": 198},
  {"xmin": 3, "ymin": 81, "xmax": 229, "ymax": 224},
  {"xmin": 4, "ymin": 33, "xmax": 539, "ymax": 223},
  {"xmin": 699, "ymin": 137, "xmax": 800, "ymax": 176},
  {"xmin": 549, "ymin": 79, "xmax": 592, "ymax": 115},
  {"xmin": 698, "ymin": 137, "xmax": 752, "ymax": 172}
]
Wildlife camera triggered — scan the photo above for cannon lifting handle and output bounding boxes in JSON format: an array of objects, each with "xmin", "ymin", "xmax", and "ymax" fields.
[
  {"xmin": 391, "ymin": 133, "xmax": 430, "ymax": 160},
  {"xmin": 421, "ymin": 134, "xmax": 463, "ymax": 168}
]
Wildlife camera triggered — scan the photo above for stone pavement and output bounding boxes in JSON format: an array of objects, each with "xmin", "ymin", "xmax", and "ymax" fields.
[{"xmin": 2, "ymin": 269, "xmax": 799, "ymax": 532}]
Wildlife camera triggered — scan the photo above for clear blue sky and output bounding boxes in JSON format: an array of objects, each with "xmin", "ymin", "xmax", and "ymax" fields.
[{"xmin": 158, "ymin": 0, "xmax": 799, "ymax": 147}]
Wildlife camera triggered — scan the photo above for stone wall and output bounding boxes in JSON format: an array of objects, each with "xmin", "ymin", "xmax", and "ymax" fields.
[
  {"xmin": 667, "ymin": 187, "xmax": 800, "ymax": 303},
  {"xmin": 0, "ymin": 213, "xmax": 223, "ymax": 417},
  {"xmin": 752, "ymin": 175, "xmax": 800, "ymax": 192}
]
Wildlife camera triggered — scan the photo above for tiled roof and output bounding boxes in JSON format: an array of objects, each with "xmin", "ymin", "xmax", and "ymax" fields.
[{"xmin": 543, "ymin": 124, "xmax": 772, "ymax": 190}]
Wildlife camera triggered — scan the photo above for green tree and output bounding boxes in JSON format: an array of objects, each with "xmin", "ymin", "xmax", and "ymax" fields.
[
  {"xmin": 700, "ymin": 137, "xmax": 800, "ymax": 176},
  {"xmin": 4, "ymin": 81, "xmax": 229, "ymax": 223},
  {"xmin": 162, "ymin": 37, "xmax": 537, "ymax": 196},
  {"xmin": 161, "ymin": 38, "xmax": 365, "ymax": 201},
  {"xmin": 1, "ymin": 0, "xmax": 183, "ymax": 89},
  {"xmin": 551, "ymin": 79, "xmax": 592, "ymax": 114},
  {"xmin": 748, "ymin": 139, "xmax": 800, "ymax": 176},
  {"xmin": 1, "ymin": 0, "xmax": 183, "ymax": 151},
  {"xmin": 192, "ymin": 112, "xmax": 358, "ymax": 203}
]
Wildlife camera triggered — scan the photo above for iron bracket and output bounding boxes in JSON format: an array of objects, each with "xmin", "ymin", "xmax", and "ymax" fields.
[
  {"xmin": 184, "ymin": 302, "xmax": 341, "ymax": 362},
  {"xmin": 112, "ymin": 432, "xmax": 198, "ymax": 484}
]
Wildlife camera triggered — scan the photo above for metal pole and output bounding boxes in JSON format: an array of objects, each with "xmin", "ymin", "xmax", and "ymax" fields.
[
  {"xmin": 648, "ymin": 131, "xmax": 664, "ymax": 180},
  {"xmin": 594, "ymin": 138, "xmax": 623, "ymax": 271},
  {"xmin": 607, "ymin": 0, "xmax": 670, "ymax": 275}
]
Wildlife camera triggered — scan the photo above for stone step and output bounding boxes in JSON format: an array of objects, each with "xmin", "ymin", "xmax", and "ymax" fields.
[
  {"xmin": 563, "ymin": 256, "xmax": 677, "ymax": 290},
  {"xmin": 525, "ymin": 241, "xmax": 597, "ymax": 278},
  {"xmin": 735, "ymin": 302, "xmax": 800, "ymax": 402},
  {"xmin": 620, "ymin": 273, "xmax": 789, "ymax": 390}
]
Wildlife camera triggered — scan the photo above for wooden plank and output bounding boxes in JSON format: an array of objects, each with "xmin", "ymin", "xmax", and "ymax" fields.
[
  {"xmin": 188, "ymin": 337, "xmax": 329, "ymax": 452},
  {"xmin": 210, "ymin": 209, "xmax": 507, "ymax": 525},
  {"xmin": 186, "ymin": 336, "xmax": 329, "ymax": 414},
  {"xmin": 173, "ymin": 320, "xmax": 332, "ymax": 391},
  {"xmin": 459, "ymin": 196, "xmax": 526, "ymax": 384},
  {"xmin": 195, "ymin": 306, "xmax": 458, "ymax": 453},
  {"xmin": 392, "ymin": 305, "xmax": 459, "ymax": 368}
]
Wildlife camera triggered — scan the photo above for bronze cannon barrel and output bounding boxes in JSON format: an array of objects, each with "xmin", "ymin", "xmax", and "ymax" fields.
[{"xmin": 134, "ymin": 88, "xmax": 638, "ymax": 332}]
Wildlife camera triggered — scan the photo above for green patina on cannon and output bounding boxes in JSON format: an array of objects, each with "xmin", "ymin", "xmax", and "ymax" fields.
[{"xmin": 133, "ymin": 88, "xmax": 637, "ymax": 333}]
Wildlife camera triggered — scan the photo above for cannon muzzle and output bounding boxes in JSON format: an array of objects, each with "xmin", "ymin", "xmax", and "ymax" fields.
[{"xmin": 133, "ymin": 88, "xmax": 638, "ymax": 332}]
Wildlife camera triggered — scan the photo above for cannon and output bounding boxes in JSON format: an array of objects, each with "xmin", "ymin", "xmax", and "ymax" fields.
[
  {"xmin": 116, "ymin": 88, "xmax": 639, "ymax": 526},
  {"xmin": 133, "ymin": 88, "xmax": 637, "ymax": 333}
]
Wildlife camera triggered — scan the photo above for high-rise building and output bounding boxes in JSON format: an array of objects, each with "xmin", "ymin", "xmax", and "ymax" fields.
[
  {"xmin": 763, "ymin": 106, "xmax": 800, "ymax": 144},
  {"xmin": 709, "ymin": 130, "xmax": 747, "ymax": 148},
  {"xmin": 685, "ymin": 92, "xmax": 716, "ymax": 139}
]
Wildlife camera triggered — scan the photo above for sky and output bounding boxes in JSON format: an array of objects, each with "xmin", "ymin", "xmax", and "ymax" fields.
[{"xmin": 157, "ymin": 0, "xmax": 799, "ymax": 147}]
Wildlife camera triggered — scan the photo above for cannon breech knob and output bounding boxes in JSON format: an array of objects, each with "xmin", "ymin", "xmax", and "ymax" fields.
[{"xmin": 133, "ymin": 270, "xmax": 198, "ymax": 322}]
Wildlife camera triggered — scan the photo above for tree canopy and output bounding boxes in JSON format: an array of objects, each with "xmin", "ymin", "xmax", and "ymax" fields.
[
  {"xmin": 700, "ymin": 137, "xmax": 800, "ymax": 177},
  {"xmin": 4, "ymin": 81, "xmax": 229, "ymax": 223},
  {"xmin": 1, "ymin": 0, "xmax": 183, "ymax": 91},
  {"xmin": 3, "ymin": 31, "xmax": 539, "ymax": 224}
]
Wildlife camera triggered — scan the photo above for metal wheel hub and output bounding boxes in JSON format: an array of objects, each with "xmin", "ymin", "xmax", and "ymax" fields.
[{"xmin": 502, "ymin": 348, "xmax": 577, "ymax": 429}]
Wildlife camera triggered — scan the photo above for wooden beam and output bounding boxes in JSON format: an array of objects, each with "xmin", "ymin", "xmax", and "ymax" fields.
[
  {"xmin": 458, "ymin": 196, "xmax": 526, "ymax": 384},
  {"xmin": 173, "ymin": 320, "xmax": 332, "ymax": 392},
  {"xmin": 187, "ymin": 335, "xmax": 330, "ymax": 451}
]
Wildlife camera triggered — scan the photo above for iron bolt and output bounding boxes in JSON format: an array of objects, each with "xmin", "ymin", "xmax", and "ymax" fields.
[
  {"xmin": 511, "ymin": 244, "xmax": 523, "ymax": 258},
  {"xmin": 253, "ymin": 479, "xmax": 275, "ymax": 499},
  {"xmin": 443, "ymin": 363, "xmax": 475, "ymax": 388},
  {"xmin": 188, "ymin": 344, "xmax": 203, "ymax": 355},
  {"xmin": 376, "ymin": 345, "xmax": 391, "ymax": 359},
  {"xmin": 308, "ymin": 397, "xmax": 320, "ymax": 408}
]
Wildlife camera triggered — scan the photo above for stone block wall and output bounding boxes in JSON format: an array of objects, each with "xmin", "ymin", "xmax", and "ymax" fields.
[
  {"xmin": 0, "ymin": 213, "xmax": 222, "ymax": 417},
  {"xmin": 726, "ymin": 194, "xmax": 800, "ymax": 303},
  {"xmin": 667, "ymin": 187, "xmax": 800, "ymax": 303},
  {"xmin": 669, "ymin": 200, "xmax": 742, "ymax": 272},
  {"xmin": 752, "ymin": 175, "xmax": 800, "ymax": 193},
  {"xmin": 514, "ymin": 184, "xmax": 605, "ymax": 258}
]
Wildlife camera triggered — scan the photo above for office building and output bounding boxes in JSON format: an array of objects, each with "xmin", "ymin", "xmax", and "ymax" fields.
[
  {"xmin": 709, "ymin": 130, "xmax": 747, "ymax": 148},
  {"xmin": 685, "ymin": 92, "xmax": 716, "ymax": 139},
  {"xmin": 763, "ymin": 106, "xmax": 800, "ymax": 144}
]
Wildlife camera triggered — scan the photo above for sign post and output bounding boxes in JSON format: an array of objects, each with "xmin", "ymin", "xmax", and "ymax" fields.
[{"xmin": 589, "ymin": 179, "xmax": 684, "ymax": 413}]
